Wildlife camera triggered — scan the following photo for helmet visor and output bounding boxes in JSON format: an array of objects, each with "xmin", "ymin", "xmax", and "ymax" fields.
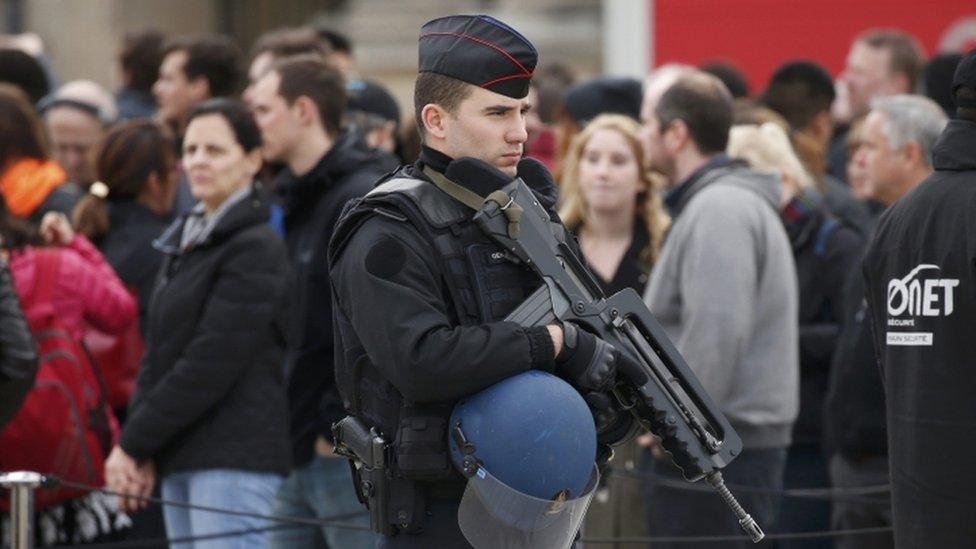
[{"xmin": 457, "ymin": 464, "xmax": 599, "ymax": 549}]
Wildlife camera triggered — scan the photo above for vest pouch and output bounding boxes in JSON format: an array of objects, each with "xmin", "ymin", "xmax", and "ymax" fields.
[
  {"xmin": 394, "ymin": 414, "xmax": 453, "ymax": 481},
  {"xmin": 465, "ymin": 243, "xmax": 535, "ymax": 322}
]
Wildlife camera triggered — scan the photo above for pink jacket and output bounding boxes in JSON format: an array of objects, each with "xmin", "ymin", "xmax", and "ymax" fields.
[{"xmin": 9, "ymin": 235, "xmax": 137, "ymax": 339}]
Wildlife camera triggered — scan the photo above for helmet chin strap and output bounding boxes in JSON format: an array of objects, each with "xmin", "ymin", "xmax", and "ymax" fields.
[{"xmin": 451, "ymin": 421, "xmax": 481, "ymax": 477}]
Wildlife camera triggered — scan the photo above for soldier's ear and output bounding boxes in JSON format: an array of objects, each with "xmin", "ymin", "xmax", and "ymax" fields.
[{"xmin": 421, "ymin": 103, "xmax": 449, "ymax": 141}]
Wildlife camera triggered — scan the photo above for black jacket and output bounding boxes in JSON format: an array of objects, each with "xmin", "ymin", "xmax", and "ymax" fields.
[
  {"xmin": 0, "ymin": 259, "xmax": 38, "ymax": 429},
  {"xmin": 120, "ymin": 186, "xmax": 291, "ymax": 476},
  {"xmin": 573, "ymin": 218, "xmax": 651, "ymax": 296},
  {"xmin": 781, "ymin": 196, "xmax": 864, "ymax": 445},
  {"xmin": 329, "ymin": 148, "xmax": 555, "ymax": 419},
  {"xmin": 823, "ymin": 246, "xmax": 887, "ymax": 460},
  {"xmin": 822, "ymin": 174, "xmax": 872, "ymax": 236},
  {"xmin": 98, "ymin": 200, "xmax": 170, "ymax": 327},
  {"xmin": 276, "ymin": 130, "xmax": 391, "ymax": 466},
  {"xmin": 862, "ymin": 119, "xmax": 976, "ymax": 548},
  {"xmin": 30, "ymin": 183, "xmax": 83, "ymax": 224}
]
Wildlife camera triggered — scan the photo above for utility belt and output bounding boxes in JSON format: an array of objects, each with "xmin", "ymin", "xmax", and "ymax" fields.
[{"xmin": 333, "ymin": 409, "xmax": 456, "ymax": 535}]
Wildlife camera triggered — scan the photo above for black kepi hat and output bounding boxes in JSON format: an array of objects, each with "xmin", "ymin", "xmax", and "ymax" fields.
[
  {"xmin": 419, "ymin": 14, "xmax": 537, "ymax": 99},
  {"xmin": 347, "ymin": 79, "xmax": 401, "ymax": 129},
  {"xmin": 563, "ymin": 77, "xmax": 643, "ymax": 124}
]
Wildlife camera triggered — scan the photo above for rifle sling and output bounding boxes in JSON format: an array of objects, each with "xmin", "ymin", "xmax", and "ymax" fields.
[{"xmin": 423, "ymin": 166, "xmax": 522, "ymax": 238}]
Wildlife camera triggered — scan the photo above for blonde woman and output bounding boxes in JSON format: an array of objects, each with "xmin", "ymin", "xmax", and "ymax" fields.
[
  {"xmin": 558, "ymin": 114, "xmax": 669, "ymax": 546},
  {"xmin": 728, "ymin": 122, "xmax": 865, "ymax": 542},
  {"xmin": 559, "ymin": 114, "xmax": 669, "ymax": 296}
]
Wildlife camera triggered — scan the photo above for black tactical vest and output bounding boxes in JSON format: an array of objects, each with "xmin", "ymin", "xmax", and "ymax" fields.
[{"xmin": 329, "ymin": 175, "xmax": 545, "ymax": 437}]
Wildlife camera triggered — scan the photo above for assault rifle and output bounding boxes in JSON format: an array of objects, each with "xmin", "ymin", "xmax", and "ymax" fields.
[{"xmin": 445, "ymin": 158, "xmax": 764, "ymax": 543}]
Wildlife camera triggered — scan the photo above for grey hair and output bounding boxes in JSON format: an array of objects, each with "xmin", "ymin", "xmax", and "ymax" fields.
[{"xmin": 870, "ymin": 94, "xmax": 948, "ymax": 167}]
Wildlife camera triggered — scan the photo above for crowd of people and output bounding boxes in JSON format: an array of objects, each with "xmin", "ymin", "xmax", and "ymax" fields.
[{"xmin": 0, "ymin": 14, "xmax": 972, "ymax": 549}]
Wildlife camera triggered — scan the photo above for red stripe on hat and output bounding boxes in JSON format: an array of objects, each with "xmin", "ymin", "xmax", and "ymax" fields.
[
  {"xmin": 480, "ymin": 73, "xmax": 532, "ymax": 88},
  {"xmin": 419, "ymin": 31, "xmax": 533, "ymax": 76}
]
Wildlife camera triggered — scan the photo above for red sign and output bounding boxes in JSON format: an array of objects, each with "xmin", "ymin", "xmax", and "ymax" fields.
[{"xmin": 653, "ymin": 0, "xmax": 976, "ymax": 90}]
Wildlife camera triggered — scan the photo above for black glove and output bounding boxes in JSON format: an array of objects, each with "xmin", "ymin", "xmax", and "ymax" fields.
[{"xmin": 555, "ymin": 322, "xmax": 616, "ymax": 391}]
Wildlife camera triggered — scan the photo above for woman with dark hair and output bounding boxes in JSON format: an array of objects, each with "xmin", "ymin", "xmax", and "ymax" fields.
[
  {"xmin": 0, "ymin": 48, "xmax": 50, "ymax": 103},
  {"xmin": 104, "ymin": 99, "xmax": 291, "ymax": 546},
  {"xmin": 73, "ymin": 119, "xmax": 177, "ymax": 323},
  {"xmin": 0, "ymin": 84, "xmax": 81, "ymax": 222}
]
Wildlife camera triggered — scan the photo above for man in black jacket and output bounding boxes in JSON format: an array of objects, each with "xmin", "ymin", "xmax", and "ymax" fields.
[
  {"xmin": 827, "ymin": 93, "xmax": 946, "ymax": 549},
  {"xmin": 249, "ymin": 56, "xmax": 386, "ymax": 548},
  {"xmin": 863, "ymin": 49, "xmax": 976, "ymax": 549}
]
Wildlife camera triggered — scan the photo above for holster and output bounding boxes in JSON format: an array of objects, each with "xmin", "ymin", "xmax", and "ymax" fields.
[{"xmin": 333, "ymin": 416, "xmax": 428, "ymax": 535}]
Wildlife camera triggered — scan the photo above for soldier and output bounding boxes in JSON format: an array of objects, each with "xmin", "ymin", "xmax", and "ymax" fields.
[{"xmin": 329, "ymin": 14, "xmax": 621, "ymax": 547}]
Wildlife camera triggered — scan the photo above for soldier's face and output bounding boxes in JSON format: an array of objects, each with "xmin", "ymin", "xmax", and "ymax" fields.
[{"xmin": 443, "ymin": 86, "xmax": 529, "ymax": 177}]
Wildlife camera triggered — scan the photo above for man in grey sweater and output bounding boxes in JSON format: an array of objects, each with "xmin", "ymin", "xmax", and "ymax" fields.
[{"xmin": 639, "ymin": 69, "xmax": 799, "ymax": 546}]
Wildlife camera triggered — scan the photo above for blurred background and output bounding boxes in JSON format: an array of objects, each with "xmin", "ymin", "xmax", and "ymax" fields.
[{"xmin": 2, "ymin": 0, "xmax": 972, "ymax": 116}]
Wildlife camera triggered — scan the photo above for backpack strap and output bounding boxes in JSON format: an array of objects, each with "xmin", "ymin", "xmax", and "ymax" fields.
[{"xmin": 26, "ymin": 248, "xmax": 114, "ymax": 446}]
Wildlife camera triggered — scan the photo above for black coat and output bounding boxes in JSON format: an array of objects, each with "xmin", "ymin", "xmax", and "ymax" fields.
[
  {"xmin": 781, "ymin": 196, "xmax": 864, "ymax": 445},
  {"xmin": 275, "ymin": 130, "xmax": 391, "ymax": 466},
  {"xmin": 822, "ymin": 174, "xmax": 872, "ymax": 236},
  {"xmin": 330, "ymin": 148, "xmax": 555, "ymax": 411},
  {"xmin": 120, "ymin": 186, "xmax": 291, "ymax": 476},
  {"xmin": 573, "ymin": 218, "xmax": 651, "ymax": 297},
  {"xmin": 0, "ymin": 259, "xmax": 38, "ymax": 429},
  {"xmin": 98, "ymin": 200, "xmax": 170, "ymax": 327},
  {"xmin": 862, "ymin": 119, "xmax": 976, "ymax": 548},
  {"xmin": 823, "ymin": 248, "xmax": 887, "ymax": 460},
  {"xmin": 31, "ymin": 183, "xmax": 82, "ymax": 222}
]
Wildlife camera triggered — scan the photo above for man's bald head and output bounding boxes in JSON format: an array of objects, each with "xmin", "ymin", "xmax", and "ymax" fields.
[
  {"xmin": 642, "ymin": 64, "xmax": 695, "ymax": 117},
  {"xmin": 653, "ymin": 71, "xmax": 734, "ymax": 154},
  {"xmin": 40, "ymin": 80, "xmax": 116, "ymax": 183}
]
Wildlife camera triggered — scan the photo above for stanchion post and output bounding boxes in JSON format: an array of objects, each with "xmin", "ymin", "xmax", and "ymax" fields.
[{"xmin": 0, "ymin": 471, "xmax": 43, "ymax": 549}]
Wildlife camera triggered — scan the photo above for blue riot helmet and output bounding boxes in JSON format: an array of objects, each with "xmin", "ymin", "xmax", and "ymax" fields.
[{"xmin": 449, "ymin": 370, "xmax": 600, "ymax": 549}]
